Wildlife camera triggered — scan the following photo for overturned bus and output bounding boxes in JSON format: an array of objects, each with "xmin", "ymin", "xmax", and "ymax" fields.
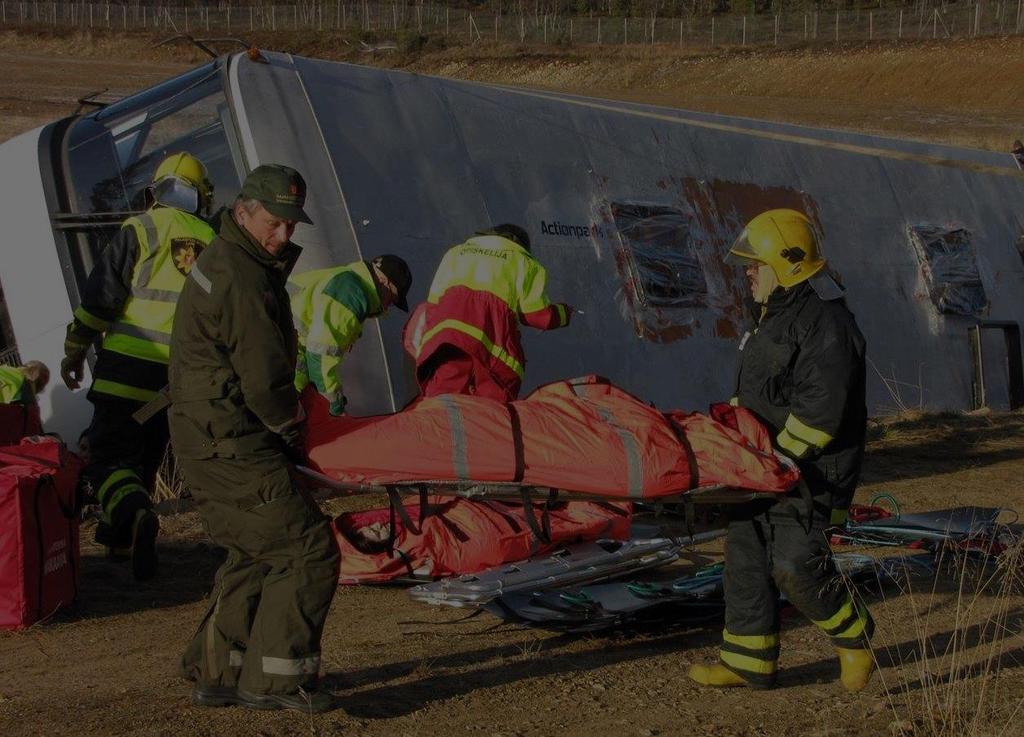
[{"xmin": 1, "ymin": 50, "xmax": 1023, "ymax": 441}]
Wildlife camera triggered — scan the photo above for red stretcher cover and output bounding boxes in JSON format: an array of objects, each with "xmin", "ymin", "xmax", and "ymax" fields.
[
  {"xmin": 334, "ymin": 496, "xmax": 632, "ymax": 584},
  {"xmin": 0, "ymin": 437, "xmax": 81, "ymax": 630},
  {"xmin": 304, "ymin": 375, "xmax": 799, "ymax": 497}
]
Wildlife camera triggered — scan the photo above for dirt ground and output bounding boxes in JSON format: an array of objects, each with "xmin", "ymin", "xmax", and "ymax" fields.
[{"xmin": 2, "ymin": 30, "xmax": 1024, "ymax": 737}]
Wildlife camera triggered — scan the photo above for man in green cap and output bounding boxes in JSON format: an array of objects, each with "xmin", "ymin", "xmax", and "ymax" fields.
[{"xmin": 168, "ymin": 164, "xmax": 339, "ymax": 713}]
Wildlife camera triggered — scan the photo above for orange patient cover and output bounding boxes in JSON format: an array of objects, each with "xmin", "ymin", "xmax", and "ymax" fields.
[{"xmin": 304, "ymin": 375, "xmax": 799, "ymax": 497}]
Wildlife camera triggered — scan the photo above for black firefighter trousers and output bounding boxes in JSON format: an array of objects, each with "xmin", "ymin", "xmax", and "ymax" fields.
[
  {"xmin": 178, "ymin": 453, "xmax": 340, "ymax": 695},
  {"xmin": 720, "ymin": 498, "xmax": 873, "ymax": 687}
]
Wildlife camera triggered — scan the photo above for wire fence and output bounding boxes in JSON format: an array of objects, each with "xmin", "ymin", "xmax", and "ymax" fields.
[{"xmin": 2, "ymin": 0, "xmax": 1023, "ymax": 46}]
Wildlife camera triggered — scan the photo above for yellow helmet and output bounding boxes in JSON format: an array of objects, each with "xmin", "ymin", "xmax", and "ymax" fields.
[
  {"xmin": 149, "ymin": 152, "xmax": 213, "ymax": 216},
  {"xmin": 727, "ymin": 209, "xmax": 826, "ymax": 288}
]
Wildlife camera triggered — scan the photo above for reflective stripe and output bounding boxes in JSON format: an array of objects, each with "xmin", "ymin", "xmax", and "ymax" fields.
[
  {"xmin": 102, "ymin": 481, "xmax": 147, "ymax": 517},
  {"xmin": 813, "ymin": 598, "xmax": 857, "ymax": 633},
  {"xmin": 785, "ymin": 413, "xmax": 833, "ymax": 450},
  {"xmin": 723, "ymin": 630, "xmax": 780, "ymax": 650},
  {"xmin": 229, "ymin": 650, "xmax": 244, "ymax": 668},
  {"xmin": 720, "ymin": 649, "xmax": 777, "ymax": 675},
  {"xmin": 419, "ymin": 318, "xmax": 525, "ymax": 379},
  {"xmin": 73, "ymin": 305, "xmax": 109, "ymax": 332},
  {"xmin": 830, "ymin": 508, "xmax": 849, "ymax": 526},
  {"xmin": 132, "ymin": 286, "xmax": 181, "ymax": 303},
  {"xmin": 96, "ymin": 469, "xmax": 141, "ymax": 503},
  {"xmin": 97, "ymin": 469, "xmax": 146, "ymax": 517},
  {"xmin": 555, "ymin": 303, "xmax": 569, "ymax": 326},
  {"xmin": 109, "ymin": 321, "xmax": 172, "ymax": 346},
  {"xmin": 133, "ymin": 212, "xmax": 160, "ymax": 288},
  {"xmin": 191, "ymin": 263, "xmax": 213, "ymax": 294},
  {"xmin": 262, "ymin": 655, "xmax": 320, "ymax": 676},
  {"xmin": 777, "ymin": 428, "xmax": 810, "ymax": 458},
  {"xmin": 595, "ymin": 406, "xmax": 643, "ymax": 498},
  {"xmin": 440, "ymin": 395, "xmax": 470, "ymax": 480},
  {"xmin": 91, "ymin": 379, "xmax": 159, "ymax": 402},
  {"xmin": 834, "ymin": 611, "xmax": 870, "ymax": 641}
]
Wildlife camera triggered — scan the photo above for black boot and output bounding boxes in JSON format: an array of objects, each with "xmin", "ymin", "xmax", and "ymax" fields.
[{"xmin": 237, "ymin": 687, "xmax": 338, "ymax": 714}]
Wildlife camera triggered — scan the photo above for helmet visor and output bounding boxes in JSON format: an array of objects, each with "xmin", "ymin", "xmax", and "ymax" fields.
[
  {"xmin": 151, "ymin": 176, "xmax": 199, "ymax": 214},
  {"xmin": 725, "ymin": 229, "xmax": 762, "ymax": 266}
]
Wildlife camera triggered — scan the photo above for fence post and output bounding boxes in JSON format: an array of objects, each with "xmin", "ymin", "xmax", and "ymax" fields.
[
  {"xmin": 597, "ymin": 16, "xmax": 601, "ymax": 44},
  {"xmin": 710, "ymin": 15, "xmax": 714, "ymax": 46},
  {"xmin": 122, "ymin": 3, "xmax": 125, "ymax": 28},
  {"xmin": 742, "ymin": 14, "xmax": 746, "ymax": 45},
  {"xmin": 774, "ymin": 13, "xmax": 778, "ymax": 44},
  {"xmin": 869, "ymin": 10, "xmax": 872, "ymax": 39},
  {"xmin": 898, "ymin": 8, "xmax": 902, "ymax": 37},
  {"xmin": 834, "ymin": 10, "xmax": 838, "ymax": 41},
  {"xmin": 623, "ymin": 16, "xmax": 626, "ymax": 44},
  {"xmin": 933, "ymin": 7, "xmax": 937, "ymax": 37},
  {"xmin": 680, "ymin": 16, "xmax": 683, "ymax": 46},
  {"xmin": 445, "ymin": 5, "xmax": 448, "ymax": 37}
]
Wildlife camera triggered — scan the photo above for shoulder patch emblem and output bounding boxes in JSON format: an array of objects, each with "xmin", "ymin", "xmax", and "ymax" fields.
[{"xmin": 171, "ymin": 238, "xmax": 206, "ymax": 276}]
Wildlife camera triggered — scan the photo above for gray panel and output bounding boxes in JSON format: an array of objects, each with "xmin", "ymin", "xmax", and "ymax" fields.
[{"xmin": 235, "ymin": 54, "xmax": 1024, "ymax": 415}]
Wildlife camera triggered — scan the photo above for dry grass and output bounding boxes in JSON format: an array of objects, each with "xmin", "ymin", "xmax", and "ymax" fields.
[
  {"xmin": 856, "ymin": 536, "xmax": 1024, "ymax": 737},
  {"xmin": 1, "ymin": 28, "xmax": 1023, "ymax": 151}
]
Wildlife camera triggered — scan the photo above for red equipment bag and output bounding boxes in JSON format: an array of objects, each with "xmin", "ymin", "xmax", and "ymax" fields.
[
  {"xmin": 334, "ymin": 496, "xmax": 632, "ymax": 584},
  {"xmin": 0, "ymin": 437, "xmax": 82, "ymax": 630},
  {"xmin": 0, "ymin": 402, "xmax": 42, "ymax": 445}
]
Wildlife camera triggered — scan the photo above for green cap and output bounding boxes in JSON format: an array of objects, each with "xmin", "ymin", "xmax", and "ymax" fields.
[{"xmin": 239, "ymin": 164, "xmax": 313, "ymax": 224}]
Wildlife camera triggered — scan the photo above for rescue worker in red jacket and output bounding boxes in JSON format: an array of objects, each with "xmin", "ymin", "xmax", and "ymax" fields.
[
  {"xmin": 408, "ymin": 224, "xmax": 571, "ymax": 402},
  {"xmin": 688, "ymin": 209, "xmax": 874, "ymax": 692}
]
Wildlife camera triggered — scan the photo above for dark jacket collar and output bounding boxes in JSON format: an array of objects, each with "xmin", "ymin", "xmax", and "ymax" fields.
[
  {"xmin": 219, "ymin": 209, "xmax": 302, "ymax": 277},
  {"xmin": 762, "ymin": 280, "xmax": 813, "ymax": 318}
]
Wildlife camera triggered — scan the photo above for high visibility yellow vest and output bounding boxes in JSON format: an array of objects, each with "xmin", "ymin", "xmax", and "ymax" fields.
[
  {"xmin": 0, "ymin": 365, "xmax": 31, "ymax": 404},
  {"xmin": 288, "ymin": 261, "xmax": 379, "ymax": 405},
  {"xmin": 102, "ymin": 208, "xmax": 215, "ymax": 364}
]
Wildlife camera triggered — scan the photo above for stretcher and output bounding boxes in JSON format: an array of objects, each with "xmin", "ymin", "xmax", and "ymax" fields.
[{"xmin": 297, "ymin": 464, "xmax": 774, "ymax": 546}]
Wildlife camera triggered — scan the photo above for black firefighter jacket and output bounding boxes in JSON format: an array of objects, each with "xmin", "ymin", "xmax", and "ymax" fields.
[
  {"xmin": 167, "ymin": 210, "xmax": 302, "ymax": 461},
  {"xmin": 734, "ymin": 280, "xmax": 867, "ymax": 511}
]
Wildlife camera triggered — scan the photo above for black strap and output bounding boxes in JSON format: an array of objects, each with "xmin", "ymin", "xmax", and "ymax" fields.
[
  {"xmin": 519, "ymin": 488, "xmax": 552, "ymax": 545},
  {"xmin": 386, "ymin": 487, "xmax": 421, "ymax": 536},
  {"xmin": 507, "ymin": 403, "xmax": 526, "ymax": 483}
]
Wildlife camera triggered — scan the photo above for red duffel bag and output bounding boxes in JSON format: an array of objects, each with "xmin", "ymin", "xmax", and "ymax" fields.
[{"xmin": 0, "ymin": 437, "xmax": 82, "ymax": 630}]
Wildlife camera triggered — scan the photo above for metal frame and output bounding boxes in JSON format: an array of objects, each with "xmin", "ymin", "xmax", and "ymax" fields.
[{"xmin": 968, "ymin": 321, "xmax": 1024, "ymax": 410}]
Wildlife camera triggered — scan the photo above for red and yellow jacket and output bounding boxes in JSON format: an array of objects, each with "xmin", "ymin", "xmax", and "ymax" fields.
[{"xmin": 409, "ymin": 235, "xmax": 570, "ymax": 392}]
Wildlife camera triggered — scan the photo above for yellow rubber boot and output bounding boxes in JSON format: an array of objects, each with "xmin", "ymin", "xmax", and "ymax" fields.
[
  {"xmin": 687, "ymin": 663, "xmax": 747, "ymax": 688},
  {"xmin": 837, "ymin": 647, "xmax": 875, "ymax": 692}
]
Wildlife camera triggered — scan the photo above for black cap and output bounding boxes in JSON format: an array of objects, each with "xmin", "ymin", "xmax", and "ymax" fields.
[
  {"xmin": 370, "ymin": 255, "xmax": 412, "ymax": 312},
  {"xmin": 476, "ymin": 223, "xmax": 531, "ymax": 252},
  {"xmin": 239, "ymin": 164, "xmax": 312, "ymax": 224}
]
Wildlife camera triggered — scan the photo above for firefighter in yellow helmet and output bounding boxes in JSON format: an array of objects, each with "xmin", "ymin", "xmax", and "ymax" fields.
[
  {"xmin": 60, "ymin": 152, "xmax": 216, "ymax": 580},
  {"xmin": 688, "ymin": 209, "xmax": 875, "ymax": 691}
]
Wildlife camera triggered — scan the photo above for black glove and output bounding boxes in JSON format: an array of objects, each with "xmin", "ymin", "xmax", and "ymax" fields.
[{"xmin": 279, "ymin": 422, "xmax": 307, "ymax": 467}]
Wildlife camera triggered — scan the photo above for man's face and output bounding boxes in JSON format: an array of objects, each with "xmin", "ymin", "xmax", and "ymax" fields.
[
  {"xmin": 371, "ymin": 264, "xmax": 400, "ymax": 315},
  {"xmin": 746, "ymin": 262, "xmax": 779, "ymax": 305},
  {"xmin": 236, "ymin": 202, "xmax": 297, "ymax": 256}
]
